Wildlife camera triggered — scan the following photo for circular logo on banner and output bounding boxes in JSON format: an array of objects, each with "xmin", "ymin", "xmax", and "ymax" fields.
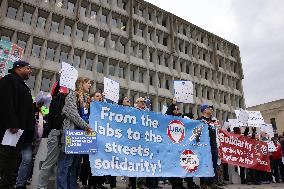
[
  {"xmin": 167, "ymin": 120, "xmax": 185, "ymax": 143},
  {"xmin": 180, "ymin": 149, "xmax": 199, "ymax": 172}
]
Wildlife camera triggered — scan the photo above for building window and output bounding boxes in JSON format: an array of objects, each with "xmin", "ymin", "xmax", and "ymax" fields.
[
  {"xmin": 118, "ymin": 66, "xmax": 125, "ymax": 78},
  {"xmin": 149, "ymin": 75, "xmax": 153, "ymax": 85},
  {"xmin": 22, "ymin": 10, "xmax": 33, "ymax": 25},
  {"xmin": 109, "ymin": 64, "xmax": 115, "ymax": 76},
  {"xmin": 51, "ymin": 15, "xmax": 61, "ymax": 33},
  {"xmin": 101, "ymin": 13, "xmax": 107, "ymax": 24},
  {"xmin": 97, "ymin": 60, "xmax": 104, "ymax": 73},
  {"xmin": 139, "ymin": 71, "xmax": 144, "ymax": 83},
  {"xmin": 31, "ymin": 42, "xmax": 42, "ymax": 58},
  {"xmin": 73, "ymin": 54, "xmax": 81, "ymax": 68},
  {"xmin": 112, "ymin": 18, "xmax": 118, "ymax": 27},
  {"xmin": 130, "ymin": 68, "xmax": 135, "ymax": 81},
  {"xmin": 270, "ymin": 118, "xmax": 277, "ymax": 131},
  {"xmin": 76, "ymin": 28, "xmax": 84, "ymax": 40},
  {"xmin": 37, "ymin": 16, "xmax": 46, "ymax": 29},
  {"xmin": 67, "ymin": 0, "xmax": 75, "ymax": 12},
  {"xmin": 40, "ymin": 72, "xmax": 52, "ymax": 92},
  {"xmin": 80, "ymin": 6, "xmax": 86, "ymax": 17},
  {"xmin": 7, "ymin": 7, "xmax": 17, "ymax": 20},
  {"xmin": 60, "ymin": 45, "xmax": 70, "ymax": 63},
  {"xmin": 46, "ymin": 44, "xmax": 56, "ymax": 61},
  {"xmin": 173, "ymin": 60, "xmax": 176, "ymax": 70},
  {"xmin": 85, "ymin": 57, "xmax": 93, "ymax": 71},
  {"xmin": 165, "ymin": 79, "xmax": 170, "ymax": 89},
  {"xmin": 63, "ymin": 24, "xmax": 71, "ymax": 37},
  {"xmin": 17, "ymin": 39, "xmax": 27, "ymax": 50}
]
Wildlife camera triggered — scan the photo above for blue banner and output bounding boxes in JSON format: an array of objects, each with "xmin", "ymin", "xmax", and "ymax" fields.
[
  {"xmin": 89, "ymin": 102, "xmax": 214, "ymax": 177},
  {"xmin": 65, "ymin": 130, "xmax": 97, "ymax": 154}
]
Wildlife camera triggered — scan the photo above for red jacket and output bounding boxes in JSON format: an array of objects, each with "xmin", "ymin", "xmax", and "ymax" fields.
[{"xmin": 272, "ymin": 143, "xmax": 283, "ymax": 160}]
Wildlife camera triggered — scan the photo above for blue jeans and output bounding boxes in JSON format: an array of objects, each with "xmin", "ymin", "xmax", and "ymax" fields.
[
  {"xmin": 16, "ymin": 143, "xmax": 33, "ymax": 187},
  {"xmin": 57, "ymin": 152, "xmax": 80, "ymax": 189}
]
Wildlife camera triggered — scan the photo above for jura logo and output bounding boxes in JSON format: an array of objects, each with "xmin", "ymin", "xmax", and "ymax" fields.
[{"xmin": 167, "ymin": 120, "xmax": 185, "ymax": 143}]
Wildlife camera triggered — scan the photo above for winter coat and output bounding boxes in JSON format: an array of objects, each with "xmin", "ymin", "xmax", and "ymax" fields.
[
  {"xmin": 0, "ymin": 73, "xmax": 35, "ymax": 145},
  {"xmin": 60, "ymin": 90, "xmax": 88, "ymax": 147}
]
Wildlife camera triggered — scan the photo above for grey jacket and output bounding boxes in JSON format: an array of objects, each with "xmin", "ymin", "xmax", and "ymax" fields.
[{"xmin": 61, "ymin": 90, "xmax": 88, "ymax": 147}]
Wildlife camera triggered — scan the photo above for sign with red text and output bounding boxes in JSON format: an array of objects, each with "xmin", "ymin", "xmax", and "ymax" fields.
[{"xmin": 218, "ymin": 129, "xmax": 270, "ymax": 172}]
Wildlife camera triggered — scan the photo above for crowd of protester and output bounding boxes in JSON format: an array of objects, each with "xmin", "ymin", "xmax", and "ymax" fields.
[{"xmin": 0, "ymin": 60, "xmax": 284, "ymax": 189}]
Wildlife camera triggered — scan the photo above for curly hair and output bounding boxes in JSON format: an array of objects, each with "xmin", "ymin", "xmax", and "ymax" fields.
[{"xmin": 75, "ymin": 77, "xmax": 91, "ymax": 109}]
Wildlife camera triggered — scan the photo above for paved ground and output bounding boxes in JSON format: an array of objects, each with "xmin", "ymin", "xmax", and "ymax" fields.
[{"xmin": 27, "ymin": 177, "xmax": 284, "ymax": 189}]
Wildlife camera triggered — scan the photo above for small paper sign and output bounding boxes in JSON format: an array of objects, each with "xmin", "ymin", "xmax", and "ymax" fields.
[
  {"xmin": 173, "ymin": 80, "xmax": 194, "ymax": 104},
  {"xmin": 104, "ymin": 77, "xmax": 120, "ymax": 103},
  {"xmin": 65, "ymin": 130, "xmax": 97, "ymax": 154},
  {"xmin": 60, "ymin": 62, "xmax": 78, "ymax": 90},
  {"xmin": 235, "ymin": 110, "xmax": 265, "ymax": 127}
]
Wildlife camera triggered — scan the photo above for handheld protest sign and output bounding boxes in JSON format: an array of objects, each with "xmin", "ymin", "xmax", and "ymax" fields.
[
  {"xmin": 173, "ymin": 80, "xmax": 194, "ymax": 104},
  {"xmin": 0, "ymin": 40, "xmax": 24, "ymax": 77},
  {"xmin": 60, "ymin": 62, "xmax": 78, "ymax": 90},
  {"xmin": 103, "ymin": 77, "xmax": 120, "ymax": 103}
]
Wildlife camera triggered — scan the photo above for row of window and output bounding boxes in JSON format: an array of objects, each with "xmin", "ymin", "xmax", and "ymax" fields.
[
  {"xmin": 0, "ymin": 26, "xmax": 242, "ymax": 92},
  {"xmin": 4, "ymin": 0, "xmax": 238, "ymax": 59}
]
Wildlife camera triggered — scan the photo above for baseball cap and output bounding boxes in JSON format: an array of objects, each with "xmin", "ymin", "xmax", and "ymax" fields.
[
  {"xmin": 200, "ymin": 103, "xmax": 214, "ymax": 112},
  {"xmin": 8, "ymin": 60, "xmax": 30, "ymax": 73}
]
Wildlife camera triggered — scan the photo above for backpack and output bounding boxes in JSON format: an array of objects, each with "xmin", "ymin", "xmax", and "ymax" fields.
[{"xmin": 48, "ymin": 93, "xmax": 66, "ymax": 130}]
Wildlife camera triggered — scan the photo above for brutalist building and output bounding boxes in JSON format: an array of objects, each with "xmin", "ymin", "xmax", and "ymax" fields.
[{"xmin": 0, "ymin": 0, "xmax": 245, "ymax": 120}]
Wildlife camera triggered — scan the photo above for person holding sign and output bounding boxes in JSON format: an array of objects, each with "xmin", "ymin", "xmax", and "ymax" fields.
[
  {"xmin": 56, "ymin": 78, "xmax": 93, "ymax": 189},
  {"xmin": 0, "ymin": 60, "xmax": 35, "ymax": 189},
  {"xmin": 197, "ymin": 104, "xmax": 222, "ymax": 189}
]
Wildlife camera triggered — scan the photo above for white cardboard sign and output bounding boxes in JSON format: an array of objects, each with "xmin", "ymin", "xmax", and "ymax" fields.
[
  {"xmin": 235, "ymin": 110, "xmax": 265, "ymax": 127},
  {"xmin": 237, "ymin": 109, "xmax": 249, "ymax": 126},
  {"xmin": 223, "ymin": 119, "xmax": 240, "ymax": 131},
  {"xmin": 104, "ymin": 77, "xmax": 120, "ymax": 103},
  {"xmin": 260, "ymin": 124, "xmax": 274, "ymax": 139},
  {"xmin": 173, "ymin": 80, "xmax": 194, "ymax": 104},
  {"xmin": 60, "ymin": 62, "xmax": 78, "ymax": 90}
]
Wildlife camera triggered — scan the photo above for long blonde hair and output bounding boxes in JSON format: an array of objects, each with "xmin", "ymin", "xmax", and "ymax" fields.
[{"xmin": 75, "ymin": 77, "xmax": 91, "ymax": 108}]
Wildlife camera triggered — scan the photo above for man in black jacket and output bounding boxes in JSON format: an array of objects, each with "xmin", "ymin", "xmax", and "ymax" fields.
[
  {"xmin": 0, "ymin": 60, "xmax": 35, "ymax": 189},
  {"xmin": 197, "ymin": 104, "xmax": 222, "ymax": 189}
]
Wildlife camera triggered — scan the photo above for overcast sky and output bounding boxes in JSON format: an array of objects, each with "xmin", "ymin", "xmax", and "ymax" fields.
[{"xmin": 146, "ymin": 0, "xmax": 284, "ymax": 107}]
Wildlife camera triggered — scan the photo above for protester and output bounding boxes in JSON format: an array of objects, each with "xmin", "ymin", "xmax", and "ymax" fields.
[
  {"xmin": 166, "ymin": 98, "xmax": 186, "ymax": 189},
  {"xmin": 197, "ymin": 104, "xmax": 222, "ymax": 189},
  {"xmin": 271, "ymin": 137, "xmax": 284, "ymax": 183},
  {"xmin": 75, "ymin": 78, "xmax": 93, "ymax": 189},
  {"xmin": 16, "ymin": 92, "xmax": 51, "ymax": 189},
  {"xmin": 182, "ymin": 113, "xmax": 200, "ymax": 189},
  {"xmin": 81, "ymin": 90, "xmax": 108, "ymax": 189},
  {"xmin": 37, "ymin": 81, "xmax": 68, "ymax": 189},
  {"xmin": 246, "ymin": 127, "xmax": 261, "ymax": 185},
  {"xmin": 56, "ymin": 78, "xmax": 92, "ymax": 189},
  {"xmin": 134, "ymin": 97, "xmax": 150, "ymax": 189},
  {"xmin": 0, "ymin": 60, "xmax": 34, "ymax": 189}
]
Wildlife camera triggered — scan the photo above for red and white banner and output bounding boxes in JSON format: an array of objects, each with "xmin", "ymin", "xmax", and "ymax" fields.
[{"xmin": 218, "ymin": 130, "xmax": 270, "ymax": 172}]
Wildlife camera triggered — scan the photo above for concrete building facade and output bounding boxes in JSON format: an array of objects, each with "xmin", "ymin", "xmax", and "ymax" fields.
[
  {"xmin": 248, "ymin": 99, "xmax": 284, "ymax": 136},
  {"xmin": 0, "ymin": 0, "xmax": 245, "ymax": 120}
]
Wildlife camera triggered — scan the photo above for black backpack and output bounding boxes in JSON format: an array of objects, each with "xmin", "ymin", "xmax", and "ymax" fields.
[{"xmin": 48, "ymin": 93, "xmax": 66, "ymax": 130}]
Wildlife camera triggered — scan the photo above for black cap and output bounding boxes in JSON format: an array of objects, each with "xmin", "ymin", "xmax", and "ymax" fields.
[{"xmin": 8, "ymin": 60, "xmax": 30, "ymax": 73}]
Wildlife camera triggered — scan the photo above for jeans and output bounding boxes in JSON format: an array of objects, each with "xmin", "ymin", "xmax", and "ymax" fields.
[
  {"xmin": 273, "ymin": 158, "xmax": 284, "ymax": 182},
  {"xmin": 0, "ymin": 145, "xmax": 20, "ymax": 189},
  {"xmin": 57, "ymin": 152, "xmax": 80, "ymax": 189},
  {"xmin": 16, "ymin": 143, "xmax": 33, "ymax": 187},
  {"xmin": 38, "ymin": 129, "xmax": 61, "ymax": 189}
]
